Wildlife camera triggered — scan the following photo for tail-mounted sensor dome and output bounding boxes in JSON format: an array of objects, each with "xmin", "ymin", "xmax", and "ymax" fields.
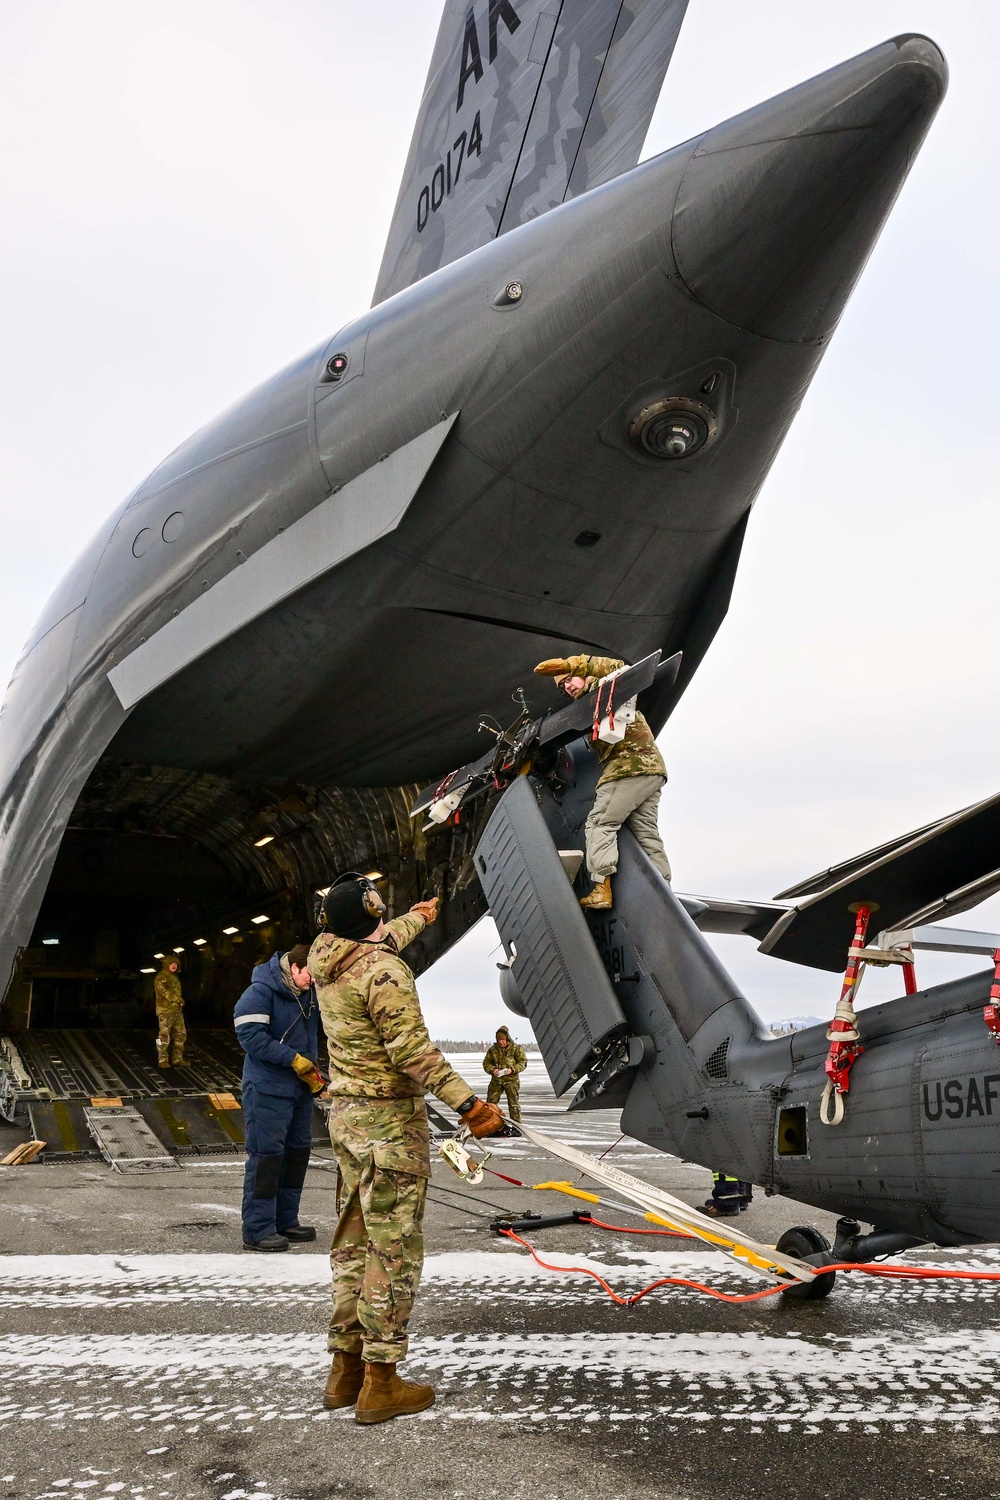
[{"xmin": 628, "ymin": 397, "xmax": 718, "ymax": 460}]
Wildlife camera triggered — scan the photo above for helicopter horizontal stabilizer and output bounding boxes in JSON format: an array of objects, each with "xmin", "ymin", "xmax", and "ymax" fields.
[{"xmin": 761, "ymin": 789, "xmax": 1000, "ymax": 971}]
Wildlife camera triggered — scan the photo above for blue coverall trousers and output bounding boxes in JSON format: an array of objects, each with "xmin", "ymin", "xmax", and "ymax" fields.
[{"xmin": 241, "ymin": 1082, "xmax": 316, "ymax": 1243}]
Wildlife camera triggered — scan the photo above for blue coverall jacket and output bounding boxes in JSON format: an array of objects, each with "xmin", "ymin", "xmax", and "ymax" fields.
[{"xmin": 234, "ymin": 953, "xmax": 321, "ymax": 1242}]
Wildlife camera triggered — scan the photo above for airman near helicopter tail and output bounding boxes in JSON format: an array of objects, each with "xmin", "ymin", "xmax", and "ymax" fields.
[
  {"xmin": 535, "ymin": 653, "xmax": 671, "ymax": 910},
  {"xmin": 483, "ymin": 1025, "xmax": 528, "ymax": 1121}
]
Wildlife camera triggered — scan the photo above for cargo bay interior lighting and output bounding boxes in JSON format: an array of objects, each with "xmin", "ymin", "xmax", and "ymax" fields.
[
  {"xmin": 193, "ymin": 938, "xmax": 207, "ymax": 946},
  {"xmin": 253, "ymin": 834, "xmax": 275, "ymax": 847},
  {"xmin": 41, "ymin": 937, "xmax": 59, "ymax": 946},
  {"xmin": 251, "ymin": 915, "xmax": 270, "ymax": 925},
  {"xmin": 222, "ymin": 926, "xmax": 239, "ymax": 935},
  {"xmin": 172, "ymin": 946, "xmax": 185, "ymax": 953},
  {"xmin": 140, "ymin": 967, "xmax": 155, "ymax": 974}
]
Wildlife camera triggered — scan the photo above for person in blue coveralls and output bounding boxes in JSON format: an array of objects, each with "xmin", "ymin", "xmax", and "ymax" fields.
[{"xmin": 234, "ymin": 942, "xmax": 327, "ymax": 1251}]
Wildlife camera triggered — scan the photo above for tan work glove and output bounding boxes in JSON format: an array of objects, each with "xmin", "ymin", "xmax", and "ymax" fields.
[
  {"xmin": 411, "ymin": 897, "xmax": 439, "ymax": 924},
  {"xmin": 534, "ymin": 658, "xmax": 570, "ymax": 677},
  {"xmin": 461, "ymin": 1098, "xmax": 506, "ymax": 1138},
  {"xmin": 292, "ymin": 1054, "xmax": 327, "ymax": 1095}
]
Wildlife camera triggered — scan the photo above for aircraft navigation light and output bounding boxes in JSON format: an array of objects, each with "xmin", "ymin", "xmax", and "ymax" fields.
[
  {"xmin": 254, "ymin": 834, "xmax": 275, "ymax": 847},
  {"xmin": 172, "ymin": 946, "xmax": 185, "ymax": 953},
  {"xmin": 193, "ymin": 938, "xmax": 207, "ymax": 946},
  {"xmin": 140, "ymin": 967, "xmax": 155, "ymax": 974},
  {"xmin": 251, "ymin": 915, "xmax": 270, "ymax": 924},
  {"xmin": 222, "ymin": 926, "xmax": 239, "ymax": 935},
  {"xmin": 42, "ymin": 937, "xmax": 59, "ymax": 945}
]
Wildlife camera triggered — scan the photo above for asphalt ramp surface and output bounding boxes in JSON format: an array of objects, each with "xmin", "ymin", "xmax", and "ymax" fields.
[{"xmin": 2, "ymin": 1058, "xmax": 1000, "ymax": 1500}]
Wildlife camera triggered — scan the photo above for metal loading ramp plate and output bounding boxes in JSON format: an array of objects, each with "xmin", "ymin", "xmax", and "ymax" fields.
[{"xmin": 84, "ymin": 1105, "xmax": 181, "ymax": 1174}]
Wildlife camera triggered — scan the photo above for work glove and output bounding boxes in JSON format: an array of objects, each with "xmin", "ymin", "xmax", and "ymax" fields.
[
  {"xmin": 292, "ymin": 1054, "xmax": 327, "ymax": 1095},
  {"xmin": 411, "ymin": 897, "xmax": 439, "ymax": 925},
  {"xmin": 461, "ymin": 1097, "xmax": 506, "ymax": 1138},
  {"xmin": 534, "ymin": 658, "xmax": 570, "ymax": 677}
]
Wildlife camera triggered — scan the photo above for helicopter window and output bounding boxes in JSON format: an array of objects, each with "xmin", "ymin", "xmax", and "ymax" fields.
[{"xmin": 776, "ymin": 1105, "xmax": 808, "ymax": 1156}]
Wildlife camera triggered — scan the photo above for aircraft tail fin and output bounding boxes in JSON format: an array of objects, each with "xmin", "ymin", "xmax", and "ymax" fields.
[{"xmin": 373, "ymin": 0, "xmax": 690, "ymax": 306}]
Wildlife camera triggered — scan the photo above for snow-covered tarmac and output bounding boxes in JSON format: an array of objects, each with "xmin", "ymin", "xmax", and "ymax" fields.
[{"xmin": 2, "ymin": 1058, "xmax": 998, "ymax": 1500}]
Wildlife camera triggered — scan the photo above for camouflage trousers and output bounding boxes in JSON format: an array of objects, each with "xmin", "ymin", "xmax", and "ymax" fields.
[
  {"xmin": 486, "ymin": 1073, "xmax": 521, "ymax": 1122},
  {"xmin": 155, "ymin": 1003, "xmax": 186, "ymax": 1066},
  {"xmin": 327, "ymin": 1096, "xmax": 430, "ymax": 1364},
  {"xmin": 585, "ymin": 773, "xmax": 671, "ymax": 881}
]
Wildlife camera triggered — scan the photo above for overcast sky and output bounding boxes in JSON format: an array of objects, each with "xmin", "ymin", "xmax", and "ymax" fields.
[{"xmin": 1, "ymin": 2, "xmax": 998, "ymax": 1043}]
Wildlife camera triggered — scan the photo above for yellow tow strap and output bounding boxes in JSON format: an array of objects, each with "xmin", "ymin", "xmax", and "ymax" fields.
[{"xmin": 514, "ymin": 1121, "xmax": 814, "ymax": 1284}]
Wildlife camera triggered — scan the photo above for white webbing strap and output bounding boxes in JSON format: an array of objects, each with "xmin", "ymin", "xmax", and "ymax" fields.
[{"xmin": 513, "ymin": 1120, "xmax": 816, "ymax": 1284}]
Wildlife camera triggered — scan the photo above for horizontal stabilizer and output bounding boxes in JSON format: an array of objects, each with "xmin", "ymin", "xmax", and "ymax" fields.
[
  {"xmin": 373, "ymin": 0, "xmax": 690, "ymax": 305},
  {"xmin": 762, "ymin": 790, "xmax": 1000, "ymax": 971},
  {"xmin": 679, "ymin": 894, "xmax": 791, "ymax": 942}
]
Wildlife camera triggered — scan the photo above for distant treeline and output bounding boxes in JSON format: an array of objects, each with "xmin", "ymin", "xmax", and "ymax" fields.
[{"xmin": 436, "ymin": 1038, "xmax": 539, "ymax": 1053}]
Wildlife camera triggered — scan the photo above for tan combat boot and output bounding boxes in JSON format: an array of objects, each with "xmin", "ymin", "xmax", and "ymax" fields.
[
  {"xmin": 355, "ymin": 1361, "xmax": 435, "ymax": 1424},
  {"xmin": 579, "ymin": 876, "xmax": 612, "ymax": 910},
  {"xmin": 322, "ymin": 1350, "xmax": 365, "ymax": 1410}
]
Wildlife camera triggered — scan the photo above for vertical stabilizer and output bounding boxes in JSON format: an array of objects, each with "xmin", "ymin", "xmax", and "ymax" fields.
[{"xmin": 373, "ymin": 0, "xmax": 689, "ymax": 305}]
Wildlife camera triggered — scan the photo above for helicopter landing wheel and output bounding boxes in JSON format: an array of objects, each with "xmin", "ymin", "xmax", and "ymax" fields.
[{"xmin": 775, "ymin": 1225, "xmax": 837, "ymax": 1300}]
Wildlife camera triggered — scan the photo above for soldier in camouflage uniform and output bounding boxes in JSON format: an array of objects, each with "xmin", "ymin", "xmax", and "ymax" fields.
[
  {"xmin": 309, "ymin": 873, "xmax": 503, "ymax": 1425},
  {"xmin": 153, "ymin": 957, "xmax": 186, "ymax": 1069},
  {"xmin": 483, "ymin": 1024, "xmax": 528, "ymax": 1122},
  {"xmin": 535, "ymin": 653, "xmax": 671, "ymax": 910}
]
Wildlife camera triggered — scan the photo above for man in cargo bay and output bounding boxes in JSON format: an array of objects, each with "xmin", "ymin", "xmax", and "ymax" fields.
[{"xmin": 534, "ymin": 653, "xmax": 672, "ymax": 910}]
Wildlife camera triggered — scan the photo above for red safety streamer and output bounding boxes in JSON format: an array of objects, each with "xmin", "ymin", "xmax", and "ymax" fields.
[
  {"xmin": 498, "ymin": 1224, "xmax": 1000, "ymax": 1306},
  {"xmin": 984, "ymin": 947, "xmax": 1000, "ymax": 1044},
  {"xmin": 820, "ymin": 906, "xmax": 870, "ymax": 1123}
]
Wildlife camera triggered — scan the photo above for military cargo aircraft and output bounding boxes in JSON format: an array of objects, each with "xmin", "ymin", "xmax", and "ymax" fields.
[{"xmin": 4, "ymin": 2, "xmax": 989, "ymax": 1265}]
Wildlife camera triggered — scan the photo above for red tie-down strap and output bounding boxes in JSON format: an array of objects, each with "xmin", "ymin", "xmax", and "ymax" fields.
[
  {"xmin": 984, "ymin": 949, "xmax": 1000, "ymax": 1043},
  {"xmin": 592, "ymin": 674, "xmax": 618, "ymax": 741},
  {"xmin": 820, "ymin": 906, "xmax": 870, "ymax": 1125}
]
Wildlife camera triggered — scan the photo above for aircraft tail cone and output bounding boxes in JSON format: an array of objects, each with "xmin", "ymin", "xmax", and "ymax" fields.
[{"xmin": 671, "ymin": 34, "xmax": 948, "ymax": 343}]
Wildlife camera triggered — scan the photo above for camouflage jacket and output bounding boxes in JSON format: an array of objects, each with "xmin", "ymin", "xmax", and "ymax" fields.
[
  {"xmin": 564, "ymin": 654, "xmax": 666, "ymax": 785},
  {"xmin": 483, "ymin": 1041, "xmax": 528, "ymax": 1077},
  {"xmin": 309, "ymin": 912, "xmax": 474, "ymax": 1111},
  {"xmin": 154, "ymin": 969, "xmax": 183, "ymax": 1010}
]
